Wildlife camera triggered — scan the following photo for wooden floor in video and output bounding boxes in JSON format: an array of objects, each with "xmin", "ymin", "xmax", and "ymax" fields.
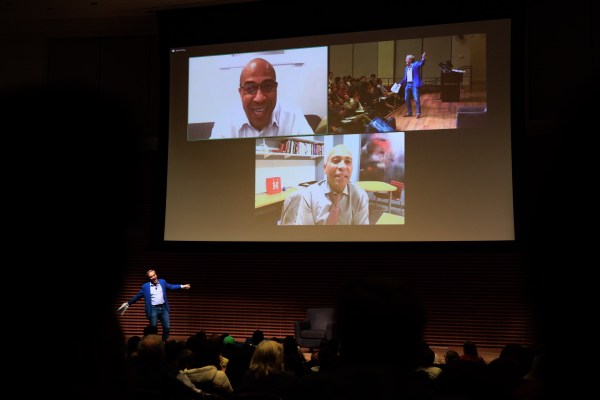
[{"xmin": 387, "ymin": 84, "xmax": 487, "ymax": 131}]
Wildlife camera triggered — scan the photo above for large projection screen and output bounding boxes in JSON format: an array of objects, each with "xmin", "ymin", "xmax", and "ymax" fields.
[{"xmin": 164, "ymin": 19, "xmax": 513, "ymax": 242}]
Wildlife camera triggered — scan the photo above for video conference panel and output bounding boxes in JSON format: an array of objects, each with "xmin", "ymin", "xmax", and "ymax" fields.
[{"xmin": 165, "ymin": 19, "xmax": 513, "ymax": 242}]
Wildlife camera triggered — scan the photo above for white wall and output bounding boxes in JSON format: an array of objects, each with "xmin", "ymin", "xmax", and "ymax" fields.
[{"xmin": 329, "ymin": 44, "xmax": 353, "ymax": 78}]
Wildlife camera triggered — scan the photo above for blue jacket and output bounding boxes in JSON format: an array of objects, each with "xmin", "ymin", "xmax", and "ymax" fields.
[
  {"xmin": 128, "ymin": 279, "xmax": 183, "ymax": 319},
  {"xmin": 400, "ymin": 57, "xmax": 426, "ymax": 88}
]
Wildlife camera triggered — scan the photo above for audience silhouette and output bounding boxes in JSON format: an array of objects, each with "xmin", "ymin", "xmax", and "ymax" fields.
[
  {"xmin": 299, "ymin": 276, "xmax": 427, "ymax": 400},
  {"xmin": 4, "ymin": 83, "xmax": 142, "ymax": 400}
]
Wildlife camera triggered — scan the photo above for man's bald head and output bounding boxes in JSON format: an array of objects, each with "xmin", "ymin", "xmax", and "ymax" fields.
[{"xmin": 240, "ymin": 58, "xmax": 276, "ymax": 85}]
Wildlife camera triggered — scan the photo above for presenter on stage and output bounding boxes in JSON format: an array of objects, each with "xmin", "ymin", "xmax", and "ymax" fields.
[
  {"xmin": 399, "ymin": 52, "xmax": 426, "ymax": 118},
  {"xmin": 119, "ymin": 269, "xmax": 191, "ymax": 341}
]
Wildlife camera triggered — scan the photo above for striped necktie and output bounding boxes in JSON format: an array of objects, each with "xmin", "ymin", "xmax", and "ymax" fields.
[{"xmin": 326, "ymin": 192, "xmax": 342, "ymax": 225}]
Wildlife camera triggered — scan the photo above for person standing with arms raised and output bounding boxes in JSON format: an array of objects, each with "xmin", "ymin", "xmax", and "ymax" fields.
[
  {"xmin": 121, "ymin": 269, "xmax": 191, "ymax": 342},
  {"xmin": 399, "ymin": 52, "xmax": 426, "ymax": 118}
]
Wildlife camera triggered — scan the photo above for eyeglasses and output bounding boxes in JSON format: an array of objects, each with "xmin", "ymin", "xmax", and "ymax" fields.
[{"xmin": 240, "ymin": 80, "xmax": 278, "ymax": 94}]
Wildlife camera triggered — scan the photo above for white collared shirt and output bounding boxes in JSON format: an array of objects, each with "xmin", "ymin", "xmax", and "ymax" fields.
[
  {"xmin": 407, "ymin": 65, "xmax": 414, "ymax": 83},
  {"xmin": 293, "ymin": 180, "xmax": 370, "ymax": 225},
  {"xmin": 150, "ymin": 282, "xmax": 165, "ymax": 305},
  {"xmin": 212, "ymin": 100, "xmax": 314, "ymax": 139}
]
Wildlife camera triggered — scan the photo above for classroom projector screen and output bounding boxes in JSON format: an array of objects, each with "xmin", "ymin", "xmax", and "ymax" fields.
[{"xmin": 164, "ymin": 18, "xmax": 514, "ymax": 242}]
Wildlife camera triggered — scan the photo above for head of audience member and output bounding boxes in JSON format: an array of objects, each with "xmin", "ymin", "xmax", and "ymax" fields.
[
  {"xmin": 417, "ymin": 345, "xmax": 437, "ymax": 368},
  {"xmin": 195, "ymin": 330, "xmax": 208, "ymax": 341},
  {"xmin": 164, "ymin": 339, "xmax": 185, "ymax": 365},
  {"xmin": 315, "ymin": 339, "xmax": 340, "ymax": 372},
  {"xmin": 248, "ymin": 339, "xmax": 285, "ymax": 378},
  {"xmin": 325, "ymin": 144, "xmax": 354, "ymax": 194},
  {"xmin": 194, "ymin": 335, "xmax": 222, "ymax": 369},
  {"xmin": 177, "ymin": 348, "xmax": 196, "ymax": 371},
  {"xmin": 445, "ymin": 349, "xmax": 460, "ymax": 365},
  {"xmin": 251, "ymin": 329, "xmax": 265, "ymax": 346},
  {"xmin": 282, "ymin": 335, "xmax": 300, "ymax": 356},
  {"xmin": 138, "ymin": 334, "xmax": 166, "ymax": 364},
  {"xmin": 239, "ymin": 58, "xmax": 278, "ymax": 131},
  {"xmin": 127, "ymin": 336, "xmax": 142, "ymax": 359},
  {"xmin": 143, "ymin": 324, "xmax": 159, "ymax": 337},
  {"xmin": 223, "ymin": 335, "xmax": 236, "ymax": 346},
  {"xmin": 463, "ymin": 340, "xmax": 480, "ymax": 357}
]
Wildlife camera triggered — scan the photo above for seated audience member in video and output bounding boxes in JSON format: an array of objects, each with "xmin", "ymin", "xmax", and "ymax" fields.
[{"xmin": 280, "ymin": 144, "xmax": 369, "ymax": 225}]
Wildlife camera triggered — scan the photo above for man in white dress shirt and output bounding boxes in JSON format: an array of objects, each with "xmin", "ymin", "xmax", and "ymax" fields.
[{"xmin": 212, "ymin": 57, "xmax": 314, "ymax": 139}]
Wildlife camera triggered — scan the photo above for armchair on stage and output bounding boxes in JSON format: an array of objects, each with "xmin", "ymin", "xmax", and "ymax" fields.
[
  {"xmin": 456, "ymin": 106, "xmax": 487, "ymax": 129},
  {"xmin": 294, "ymin": 307, "xmax": 336, "ymax": 350}
]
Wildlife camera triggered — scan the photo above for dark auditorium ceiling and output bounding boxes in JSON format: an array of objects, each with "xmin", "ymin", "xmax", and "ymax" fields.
[
  {"xmin": 0, "ymin": 0, "xmax": 256, "ymax": 34},
  {"xmin": 0, "ymin": 0, "xmax": 256, "ymax": 20}
]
